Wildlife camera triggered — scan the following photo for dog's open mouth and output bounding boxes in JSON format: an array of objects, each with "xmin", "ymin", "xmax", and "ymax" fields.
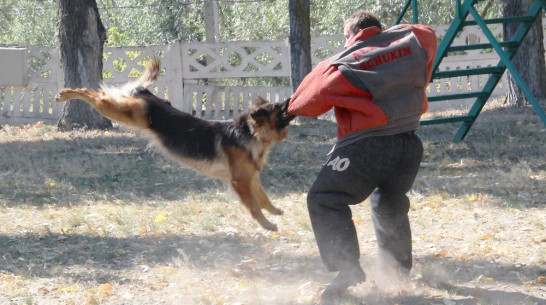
[
  {"xmin": 276, "ymin": 98, "xmax": 296, "ymax": 127},
  {"xmin": 277, "ymin": 112, "xmax": 296, "ymax": 127}
]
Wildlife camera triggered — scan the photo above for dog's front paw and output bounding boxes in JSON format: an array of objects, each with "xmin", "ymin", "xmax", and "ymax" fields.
[{"xmin": 268, "ymin": 206, "xmax": 284, "ymax": 215}]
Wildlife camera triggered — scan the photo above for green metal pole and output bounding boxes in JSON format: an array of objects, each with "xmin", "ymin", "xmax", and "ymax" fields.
[
  {"xmin": 456, "ymin": 0, "xmax": 461, "ymax": 19},
  {"xmin": 412, "ymin": 0, "xmax": 419, "ymax": 23},
  {"xmin": 395, "ymin": 0, "xmax": 413, "ymax": 25},
  {"xmin": 456, "ymin": 2, "xmax": 546, "ymax": 139}
]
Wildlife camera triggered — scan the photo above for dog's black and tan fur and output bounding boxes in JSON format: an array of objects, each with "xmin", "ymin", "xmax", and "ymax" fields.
[{"xmin": 55, "ymin": 58, "xmax": 295, "ymax": 231}]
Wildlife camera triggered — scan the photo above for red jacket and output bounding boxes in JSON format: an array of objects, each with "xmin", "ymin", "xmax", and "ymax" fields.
[{"xmin": 287, "ymin": 24, "xmax": 437, "ymax": 139}]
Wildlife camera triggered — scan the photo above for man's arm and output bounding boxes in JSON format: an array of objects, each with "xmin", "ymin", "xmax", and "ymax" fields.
[
  {"xmin": 287, "ymin": 60, "xmax": 336, "ymax": 117},
  {"xmin": 287, "ymin": 60, "xmax": 370, "ymax": 117}
]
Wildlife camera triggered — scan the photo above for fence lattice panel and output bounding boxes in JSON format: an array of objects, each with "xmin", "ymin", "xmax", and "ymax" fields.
[{"xmin": 2, "ymin": 19, "xmax": 545, "ymax": 125}]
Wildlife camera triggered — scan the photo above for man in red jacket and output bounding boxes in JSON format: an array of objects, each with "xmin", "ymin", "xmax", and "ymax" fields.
[{"xmin": 287, "ymin": 10, "xmax": 437, "ymax": 302}]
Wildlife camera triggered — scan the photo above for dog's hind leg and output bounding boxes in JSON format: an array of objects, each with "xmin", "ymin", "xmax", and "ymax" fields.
[
  {"xmin": 55, "ymin": 88, "xmax": 101, "ymax": 105},
  {"xmin": 56, "ymin": 88, "xmax": 149, "ymax": 129}
]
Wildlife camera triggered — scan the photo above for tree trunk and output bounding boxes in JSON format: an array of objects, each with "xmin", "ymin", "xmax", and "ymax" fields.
[
  {"xmin": 55, "ymin": 0, "xmax": 111, "ymax": 130},
  {"xmin": 288, "ymin": 0, "xmax": 311, "ymax": 91},
  {"xmin": 503, "ymin": 0, "xmax": 546, "ymax": 106}
]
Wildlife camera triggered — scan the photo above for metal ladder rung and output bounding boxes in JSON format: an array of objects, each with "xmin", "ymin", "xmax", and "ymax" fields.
[
  {"xmin": 448, "ymin": 41, "xmax": 519, "ymax": 52},
  {"xmin": 420, "ymin": 115, "xmax": 473, "ymax": 125},
  {"xmin": 463, "ymin": 16, "xmax": 536, "ymax": 26},
  {"xmin": 428, "ymin": 92, "xmax": 489, "ymax": 102},
  {"xmin": 433, "ymin": 67, "xmax": 505, "ymax": 78}
]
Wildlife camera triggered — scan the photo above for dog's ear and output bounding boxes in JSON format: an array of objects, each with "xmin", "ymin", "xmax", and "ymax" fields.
[
  {"xmin": 250, "ymin": 107, "xmax": 268, "ymax": 122},
  {"xmin": 255, "ymin": 96, "xmax": 268, "ymax": 106},
  {"xmin": 279, "ymin": 98, "xmax": 290, "ymax": 113},
  {"xmin": 251, "ymin": 96, "xmax": 271, "ymax": 122}
]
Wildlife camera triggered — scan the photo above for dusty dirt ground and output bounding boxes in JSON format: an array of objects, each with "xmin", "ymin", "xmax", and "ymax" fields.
[{"xmin": 0, "ymin": 103, "xmax": 545, "ymax": 304}]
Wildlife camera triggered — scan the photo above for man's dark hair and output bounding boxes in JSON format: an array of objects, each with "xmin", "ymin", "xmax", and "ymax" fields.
[{"xmin": 344, "ymin": 10, "xmax": 382, "ymax": 32}]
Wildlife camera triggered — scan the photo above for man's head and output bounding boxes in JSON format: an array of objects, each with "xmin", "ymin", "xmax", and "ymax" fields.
[{"xmin": 343, "ymin": 10, "xmax": 382, "ymax": 47}]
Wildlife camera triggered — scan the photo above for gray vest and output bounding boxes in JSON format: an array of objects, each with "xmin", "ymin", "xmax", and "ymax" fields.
[{"xmin": 329, "ymin": 25, "xmax": 429, "ymax": 144}]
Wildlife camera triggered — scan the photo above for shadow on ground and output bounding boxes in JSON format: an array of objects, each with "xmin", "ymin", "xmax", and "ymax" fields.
[{"xmin": 1, "ymin": 231, "xmax": 544, "ymax": 305}]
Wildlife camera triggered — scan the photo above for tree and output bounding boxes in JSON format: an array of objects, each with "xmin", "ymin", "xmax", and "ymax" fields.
[
  {"xmin": 288, "ymin": 0, "xmax": 311, "ymax": 91},
  {"xmin": 55, "ymin": 0, "xmax": 111, "ymax": 130},
  {"xmin": 503, "ymin": 0, "xmax": 546, "ymax": 106}
]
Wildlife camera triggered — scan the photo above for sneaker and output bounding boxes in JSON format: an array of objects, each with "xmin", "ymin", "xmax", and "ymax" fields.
[{"xmin": 321, "ymin": 266, "xmax": 366, "ymax": 303}]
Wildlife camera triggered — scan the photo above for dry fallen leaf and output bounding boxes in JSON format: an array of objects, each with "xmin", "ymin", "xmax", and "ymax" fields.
[
  {"xmin": 37, "ymin": 287, "xmax": 49, "ymax": 295},
  {"xmin": 138, "ymin": 226, "xmax": 147, "ymax": 235},
  {"xmin": 86, "ymin": 296, "xmax": 97, "ymax": 305},
  {"xmin": 97, "ymin": 283, "xmax": 113, "ymax": 297},
  {"xmin": 467, "ymin": 194, "xmax": 478, "ymax": 201},
  {"xmin": 399, "ymin": 289, "xmax": 410, "ymax": 296},
  {"xmin": 436, "ymin": 249, "xmax": 448, "ymax": 257},
  {"xmin": 353, "ymin": 216, "xmax": 363, "ymax": 225},
  {"xmin": 480, "ymin": 276, "xmax": 495, "ymax": 283},
  {"xmin": 57, "ymin": 285, "xmax": 78, "ymax": 292},
  {"xmin": 300, "ymin": 295, "xmax": 314, "ymax": 303},
  {"xmin": 236, "ymin": 282, "xmax": 247, "ymax": 289},
  {"xmin": 282, "ymin": 230, "xmax": 297, "ymax": 237},
  {"xmin": 458, "ymin": 253, "xmax": 470, "ymax": 260},
  {"xmin": 154, "ymin": 213, "xmax": 167, "ymax": 223}
]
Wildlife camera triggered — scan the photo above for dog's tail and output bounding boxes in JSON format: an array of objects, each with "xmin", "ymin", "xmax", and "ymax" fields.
[
  {"xmin": 102, "ymin": 58, "xmax": 161, "ymax": 97},
  {"xmin": 130, "ymin": 58, "xmax": 161, "ymax": 90}
]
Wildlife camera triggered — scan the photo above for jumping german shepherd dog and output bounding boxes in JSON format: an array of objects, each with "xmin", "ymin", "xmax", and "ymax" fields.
[{"xmin": 55, "ymin": 58, "xmax": 295, "ymax": 231}]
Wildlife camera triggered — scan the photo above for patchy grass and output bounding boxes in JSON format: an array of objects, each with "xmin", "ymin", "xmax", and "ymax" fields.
[{"xmin": 0, "ymin": 102, "xmax": 545, "ymax": 305}]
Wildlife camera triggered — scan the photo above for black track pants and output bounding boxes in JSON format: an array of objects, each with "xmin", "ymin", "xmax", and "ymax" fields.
[{"xmin": 307, "ymin": 132, "xmax": 423, "ymax": 272}]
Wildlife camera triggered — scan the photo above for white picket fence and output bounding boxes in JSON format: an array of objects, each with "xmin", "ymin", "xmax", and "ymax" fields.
[{"xmin": 1, "ymin": 21, "xmax": 545, "ymax": 125}]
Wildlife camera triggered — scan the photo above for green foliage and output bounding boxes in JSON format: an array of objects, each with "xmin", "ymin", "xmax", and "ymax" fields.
[
  {"xmin": 106, "ymin": 26, "xmax": 128, "ymax": 47},
  {"xmin": 368, "ymin": 0, "xmax": 503, "ymax": 26},
  {"xmin": 98, "ymin": 0, "xmax": 205, "ymax": 46},
  {"xmin": 0, "ymin": 0, "xmax": 506, "ymax": 47},
  {"xmin": 311, "ymin": 0, "xmax": 361, "ymax": 35},
  {"xmin": 0, "ymin": 0, "xmax": 505, "ymax": 89},
  {"xmin": 0, "ymin": 0, "xmax": 56, "ymax": 46},
  {"xmin": 219, "ymin": 0, "xmax": 290, "ymax": 41}
]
